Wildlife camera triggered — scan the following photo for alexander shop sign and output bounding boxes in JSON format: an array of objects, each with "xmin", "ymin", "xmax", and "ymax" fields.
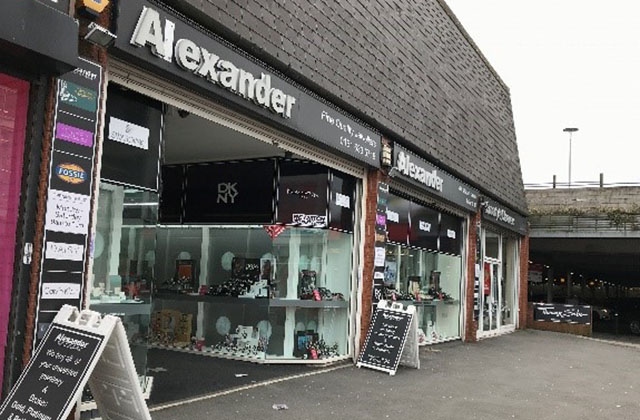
[
  {"xmin": 114, "ymin": 0, "xmax": 381, "ymax": 167},
  {"xmin": 392, "ymin": 145, "xmax": 479, "ymax": 212}
]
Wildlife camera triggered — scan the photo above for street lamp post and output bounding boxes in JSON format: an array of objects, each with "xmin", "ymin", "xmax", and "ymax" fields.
[{"xmin": 563, "ymin": 127, "xmax": 578, "ymax": 187}]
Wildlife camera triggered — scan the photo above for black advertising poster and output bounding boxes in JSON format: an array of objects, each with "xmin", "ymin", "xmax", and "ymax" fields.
[
  {"xmin": 328, "ymin": 169, "xmax": 356, "ymax": 232},
  {"xmin": 408, "ymin": 202, "xmax": 439, "ymax": 251},
  {"xmin": 385, "ymin": 195, "xmax": 410, "ymax": 245},
  {"xmin": 36, "ymin": 58, "xmax": 102, "ymax": 348},
  {"xmin": 276, "ymin": 160, "xmax": 328, "ymax": 227},
  {"xmin": 357, "ymin": 306, "xmax": 413, "ymax": 374},
  {"xmin": 0, "ymin": 324, "xmax": 103, "ymax": 420},
  {"xmin": 184, "ymin": 159, "xmax": 275, "ymax": 223},
  {"xmin": 533, "ymin": 303, "xmax": 592, "ymax": 324},
  {"xmin": 439, "ymin": 213, "xmax": 462, "ymax": 255},
  {"xmin": 113, "ymin": 0, "xmax": 381, "ymax": 167},
  {"xmin": 159, "ymin": 165, "xmax": 184, "ymax": 223},
  {"xmin": 101, "ymin": 85, "xmax": 163, "ymax": 191}
]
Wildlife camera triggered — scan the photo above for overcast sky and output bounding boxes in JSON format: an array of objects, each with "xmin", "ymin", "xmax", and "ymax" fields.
[{"xmin": 444, "ymin": 1, "xmax": 640, "ymax": 186}]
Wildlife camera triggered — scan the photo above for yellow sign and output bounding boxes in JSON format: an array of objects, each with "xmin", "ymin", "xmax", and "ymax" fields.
[{"xmin": 82, "ymin": 0, "xmax": 109, "ymax": 14}]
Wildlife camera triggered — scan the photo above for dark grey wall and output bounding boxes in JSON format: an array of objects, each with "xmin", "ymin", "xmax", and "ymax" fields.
[{"xmin": 163, "ymin": 0, "xmax": 527, "ymax": 213}]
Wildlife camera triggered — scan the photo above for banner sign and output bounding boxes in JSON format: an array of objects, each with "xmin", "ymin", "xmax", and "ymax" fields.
[{"xmin": 35, "ymin": 58, "xmax": 102, "ymax": 347}]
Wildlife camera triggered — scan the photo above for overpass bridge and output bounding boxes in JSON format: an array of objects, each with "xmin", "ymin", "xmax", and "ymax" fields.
[{"xmin": 526, "ymin": 186, "xmax": 640, "ymax": 303}]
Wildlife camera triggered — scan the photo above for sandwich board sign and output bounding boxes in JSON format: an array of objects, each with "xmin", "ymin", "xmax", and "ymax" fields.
[
  {"xmin": 356, "ymin": 300, "xmax": 420, "ymax": 375},
  {"xmin": 0, "ymin": 305, "xmax": 151, "ymax": 420}
]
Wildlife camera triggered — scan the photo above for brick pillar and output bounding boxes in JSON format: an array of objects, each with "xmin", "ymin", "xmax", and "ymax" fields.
[
  {"xmin": 464, "ymin": 212, "xmax": 481, "ymax": 342},
  {"xmin": 358, "ymin": 168, "xmax": 386, "ymax": 351}
]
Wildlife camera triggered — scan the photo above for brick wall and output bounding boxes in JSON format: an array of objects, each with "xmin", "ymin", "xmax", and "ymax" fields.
[{"xmin": 169, "ymin": 0, "xmax": 527, "ymax": 214}]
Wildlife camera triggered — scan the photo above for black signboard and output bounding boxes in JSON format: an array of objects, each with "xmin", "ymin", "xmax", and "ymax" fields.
[
  {"xmin": 159, "ymin": 165, "xmax": 184, "ymax": 223},
  {"xmin": 439, "ymin": 213, "xmax": 462, "ymax": 256},
  {"xmin": 184, "ymin": 159, "xmax": 275, "ymax": 223},
  {"xmin": 533, "ymin": 303, "xmax": 592, "ymax": 324},
  {"xmin": 391, "ymin": 145, "xmax": 479, "ymax": 212},
  {"xmin": 113, "ymin": 0, "xmax": 381, "ymax": 167},
  {"xmin": 328, "ymin": 169, "xmax": 356, "ymax": 232},
  {"xmin": 408, "ymin": 202, "xmax": 438, "ymax": 251},
  {"xmin": 0, "ymin": 324, "xmax": 104, "ymax": 420},
  {"xmin": 372, "ymin": 182, "xmax": 389, "ymax": 304},
  {"xmin": 482, "ymin": 198, "xmax": 528, "ymax": 235},
  {"xmin": 102, "ymin": 86, "xmax": 163, "ymax": 191},
  {"xmin": 276, "ymin": 160, "xmax": 328, "ymax": 227},
  {"xmin": 385, "ymin": 195, "xmax": 410, "ymax": 245},
  {"xmin": 357, "ymin": 306, "xmax": 413, "ymax": 374},
  {"xmin": 36, "ymin": 58, "xmax": 102, "ymax": 348}
]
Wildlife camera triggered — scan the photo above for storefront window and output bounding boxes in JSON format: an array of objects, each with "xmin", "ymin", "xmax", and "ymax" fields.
[
  {"xmin": 89, "ymin": 183, "xmax": 157, "ymax": 386},
  {"xmin": 384, "ymin": 244, "xmax": 462, "ymax": 344},
  {"xmin": 152, "ymin": 226, "xmax": 352, "ymax": 360}
]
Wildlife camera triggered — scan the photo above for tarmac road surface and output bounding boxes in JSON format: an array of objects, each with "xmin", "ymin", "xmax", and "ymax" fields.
[{"xmin": 148, "ymin": 330, "xmax": 640, "ymax": 420}]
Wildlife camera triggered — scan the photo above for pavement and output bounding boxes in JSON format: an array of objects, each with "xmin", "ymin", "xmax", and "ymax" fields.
[{"xmin": 147, "ymin": 330, "xmax": 640, "ymax": 420}]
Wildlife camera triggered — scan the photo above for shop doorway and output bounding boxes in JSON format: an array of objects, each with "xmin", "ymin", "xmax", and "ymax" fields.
[{"xmin": 478, "ymin": 230, "xmax": 518, "ymax": 338}]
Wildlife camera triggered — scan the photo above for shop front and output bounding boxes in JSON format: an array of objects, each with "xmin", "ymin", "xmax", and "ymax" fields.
[
  {"xmin": 476, "ymin": 200, "xmax": 527, "ymax": 339},
  {"xmin": 381, "ymin": 144, "xmax": 480, "ymax": 345},
  {"xmin": 85, "ymin": 0, "xmax": 381, "ymax": 384}
]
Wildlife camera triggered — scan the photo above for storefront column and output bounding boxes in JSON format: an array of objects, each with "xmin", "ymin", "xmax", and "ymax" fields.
[
  {"xmin": 519, "ymin": 233, "xmax": 530, "ymax": 329},
  {"xmin": 358, "ymin": 168, "xmax": 386, "ymax": 350},
  {"xmin": 464, "ymin": 212, "xmax": 481, "ymax": 342}
]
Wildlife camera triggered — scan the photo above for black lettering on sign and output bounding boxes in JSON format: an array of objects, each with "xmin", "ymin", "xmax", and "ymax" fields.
[
  {"xmin": 357, "ymin": 306, "xmax": 413, "ymax": 374},
  {"xmin": 0, "ymin": 324, "xmax": 103, "ymax": 420}
]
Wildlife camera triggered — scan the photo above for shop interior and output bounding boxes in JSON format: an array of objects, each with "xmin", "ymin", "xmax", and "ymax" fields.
[{"xmin": 86, "ymin": 85, "xmax": 358, "ymax": 406}]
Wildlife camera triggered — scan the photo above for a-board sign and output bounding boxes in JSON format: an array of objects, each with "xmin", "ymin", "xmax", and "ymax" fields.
[
  {"xmin": 0, "ymin": 324, "xmax": 103, "ymax": 420},
  {"xmin": 357, "ymin": 300, "xmax": 419, "ymax": 375},
  {"xmin": 0, "ymin": 305, "xmax": 151, "ymax": 420},
  {"xmin": 533, "ymin": 303, "xmax": 592, "ymax": 324}
]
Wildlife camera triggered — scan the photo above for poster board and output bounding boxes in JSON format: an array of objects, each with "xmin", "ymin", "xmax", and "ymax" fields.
[
  {"xmin": 0, "ymin": 305, "xmax": 151, "ymax": 420},
  {"xmin": 356, "ymin": 300, "xmax": 419, "ymax": 375}
]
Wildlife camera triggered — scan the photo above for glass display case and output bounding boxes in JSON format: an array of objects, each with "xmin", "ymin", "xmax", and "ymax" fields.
[
  {"xmin": 151, "ymin": 226, "xmax": 353, "ymax": 362},
  {"xmin": 384, "ymin": 244, "xmax": 462, "ymax": 345}
]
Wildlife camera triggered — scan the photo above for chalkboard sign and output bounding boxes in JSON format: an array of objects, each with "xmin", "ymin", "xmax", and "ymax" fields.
[
  {"xmin": 0, "ymin": 324, "xmax": 104, "ymax": 420},
  {"xmin": 533, "ymin": 303, "xmax": 592, "ymax": 324},
  {"xmin": 357, "ymin": 301, "xmax": 418, "ymax": 375},
  {"xmin": 1, "ymin": 305, "xmax": 152, "ymax": 420}
]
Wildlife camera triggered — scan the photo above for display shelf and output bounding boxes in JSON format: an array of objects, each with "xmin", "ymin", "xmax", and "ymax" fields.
[
  {"xmin": 149, "ymin": 343, "xmax": 349, "ymax": 365},
  {"xmin": 89, "ymin": 302, "xmax": 152, "ymax": 316},
  {"xmin": 154, "ymin": 292, "xmax": 270, "ymax": 307},
  {"xmin": 269, "ymin": 298, "xmax": 349, "ymax": 309}
]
